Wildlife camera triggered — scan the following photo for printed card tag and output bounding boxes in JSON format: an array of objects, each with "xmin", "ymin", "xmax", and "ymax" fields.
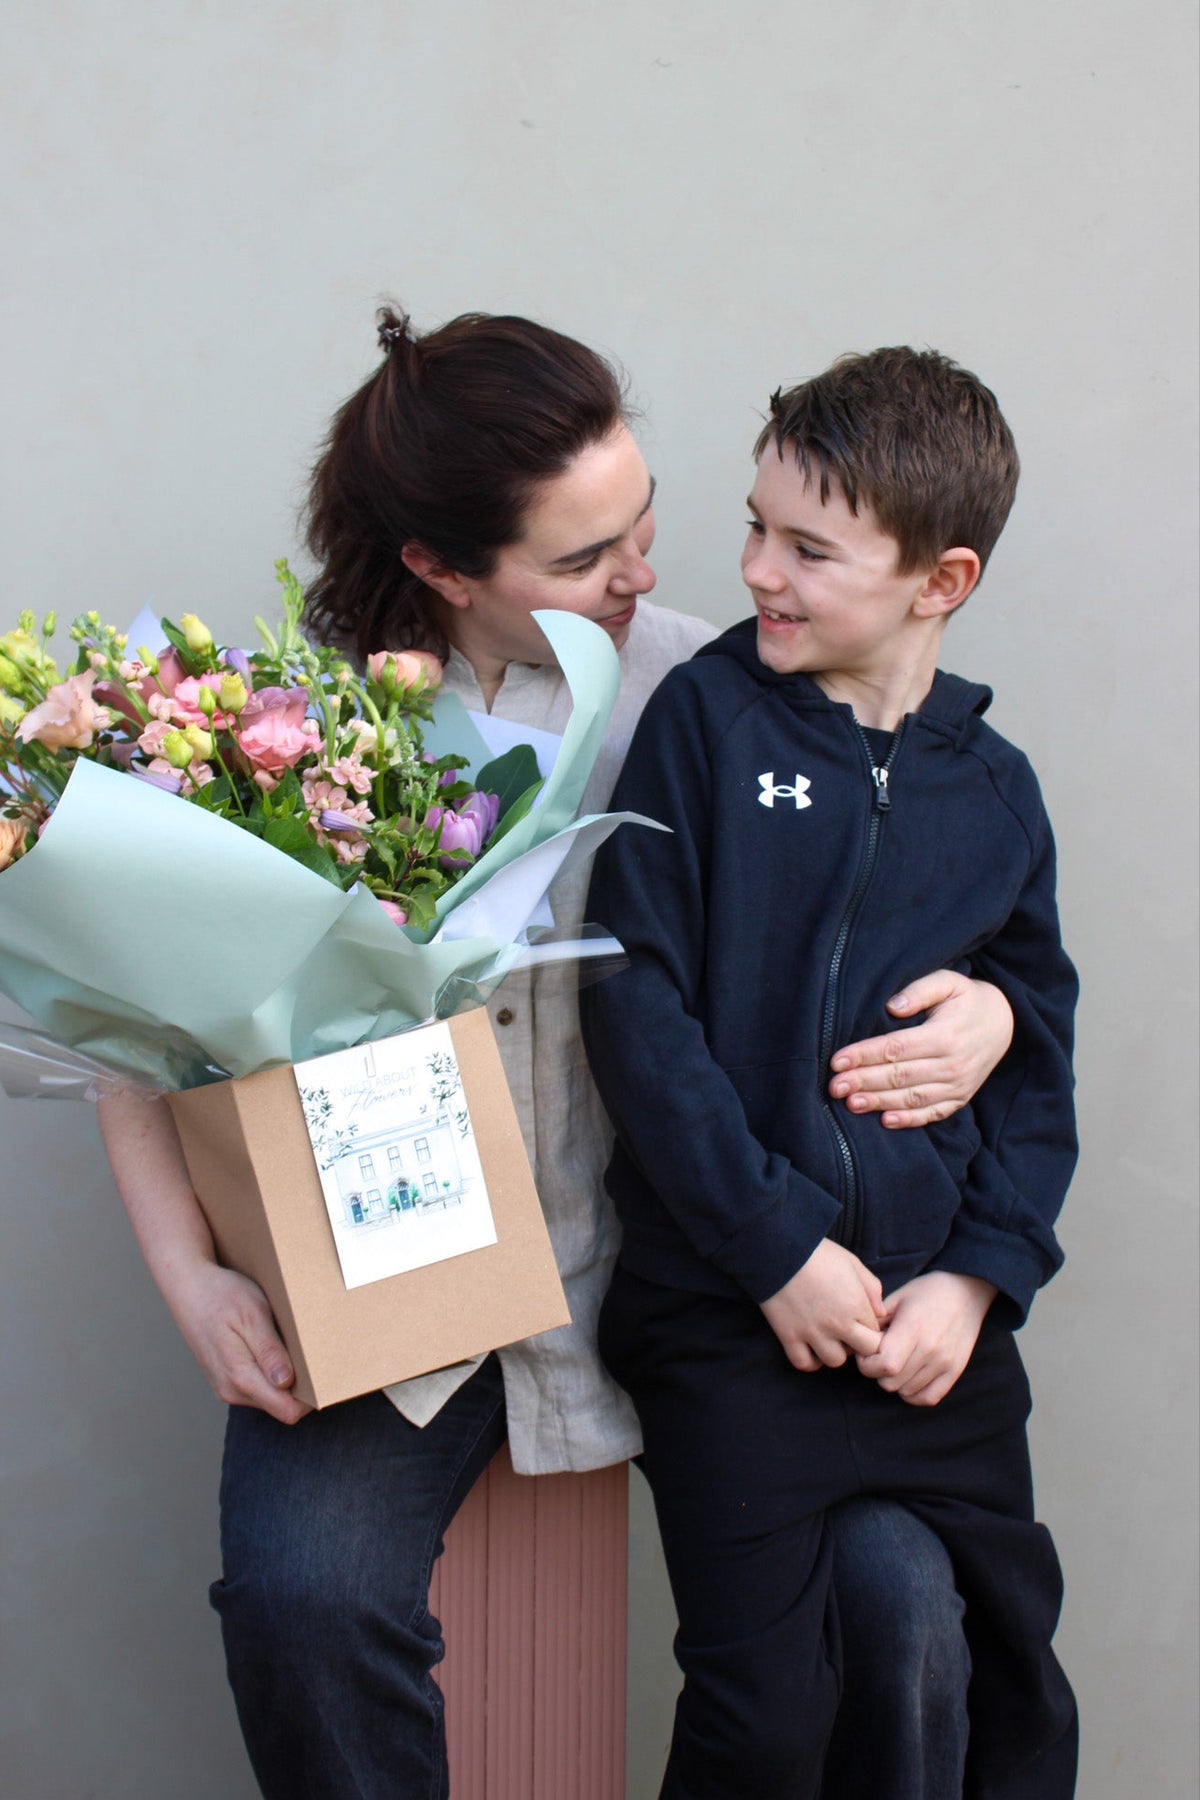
[{"xmin": 294, "ymin": 1023, "xmax": 498, "ymax": 1291}]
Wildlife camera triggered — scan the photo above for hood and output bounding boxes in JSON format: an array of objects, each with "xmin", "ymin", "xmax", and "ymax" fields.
[{"xmin": 696, "ymin": 616, "xmax": 993, "ymax": 739}]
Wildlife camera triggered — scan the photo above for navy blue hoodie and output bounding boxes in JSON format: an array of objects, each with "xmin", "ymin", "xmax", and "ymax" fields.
[{"xmin": 582, "ymin": 619, "xmax": 1078, "ymax": 1326}]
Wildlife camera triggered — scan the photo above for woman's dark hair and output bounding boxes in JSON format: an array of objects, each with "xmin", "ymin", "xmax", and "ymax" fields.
[{"xmin": 304, "ymin": 307, "xmax": 630, "ymax": 659}]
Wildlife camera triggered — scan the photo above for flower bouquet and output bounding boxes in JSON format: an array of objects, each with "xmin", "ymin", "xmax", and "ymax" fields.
[{"xmin": 0, "ymin": 567, "xmax": 640, "ymax": 1403}]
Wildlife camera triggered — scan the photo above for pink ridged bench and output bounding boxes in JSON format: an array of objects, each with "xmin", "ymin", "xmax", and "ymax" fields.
[{"xmin": 431, "ymin": 1448, "xmax": 628, "ymax": 1797}]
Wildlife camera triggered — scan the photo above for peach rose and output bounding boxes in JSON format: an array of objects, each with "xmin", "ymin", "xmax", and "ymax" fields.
[
  {"xmin": 0, "ymin": 813, "xmax": 32, "ymax": 871},
  {"xmin": 366, "ymin": 649, "xmax": 443, "ymax": 695}
]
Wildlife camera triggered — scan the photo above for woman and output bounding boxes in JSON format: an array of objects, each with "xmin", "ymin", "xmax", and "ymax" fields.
[{"xmin": 100, "ymin": 307, "xmax": 1014, "ymax": 1798}]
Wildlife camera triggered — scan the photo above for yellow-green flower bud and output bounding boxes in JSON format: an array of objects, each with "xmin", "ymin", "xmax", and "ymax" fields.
[
  {"xmin": 17, "ymin": 611, "xmax": 34, "ymax": 635},
  {"xmin": 43, "ymin": 612, "xmax": 57, "ymax": 636},
  {"xmin": 0, "ymin": 693, "xmax": 25, "ymax": 726},
  {"xmin": 197, "ymin": 685, "xmax": 218, "ymax": 718},
  {"xmin": 1, "ymin": 629, "xmax": 42, "ymax": 672},
  {"xmin": 0, "ymin": 653, "xmax": 21, "ymax": 689},
  {"xmin": 114, "ymin": 633, "xmax": 127, "ymax": 650},
  {"xmin": 138, "ymin": 647, "xmax": 160, "ymax": 675},
  {"xmin": 218, "ymin": 672, "xmax": 248, "ymax": 714},
  {"xmin": 85, "ymin": 610, "xmax": 100, "ymax": 625},
  {"xmin": 180, "ymin": 613, "xmax": 215, "ymax": 655},
  {"xmin": 162, "ymin": 730, "xmax": 194, "ymax": 770},
  {"xmin": 183, "ymin": 724, "xmax": 214, "ymax": 760}
]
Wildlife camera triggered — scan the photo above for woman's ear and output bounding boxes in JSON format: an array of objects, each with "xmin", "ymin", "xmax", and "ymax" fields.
[
  {"xmin": 916, "ymin": 547, "xmax": 981, "ymax": 619},
  {"xmin": 401, "ymin": 542, "xmax": 471, "ymax": 610}
]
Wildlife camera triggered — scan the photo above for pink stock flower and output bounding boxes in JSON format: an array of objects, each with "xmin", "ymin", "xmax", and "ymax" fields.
[
  {"xmin": 235, "ymin": 686, "xmax": 319, "ymax": 774},
  {"xmin": 17, "ymin": 670, "xmax": 113, "ymax": 751},
  {"xmin": 136, "ymin": 720, "xmax": 174, "ymax": 759},
  {"xmin": 305, "ymin": 781, "xmax": 373, "ymax": 865},
  {"xmin": 324, "ymin": 753, "xmax": 372, "ymax": 795},
  {"xmin": 377, "ymin": 899, "xmax": 409, "ymax": 927}
]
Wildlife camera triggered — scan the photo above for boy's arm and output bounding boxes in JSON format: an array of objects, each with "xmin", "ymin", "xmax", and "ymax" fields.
[
  {"xmin": 923, "ymin": 775, "xmax": 1079, "ymax": 1325},
  {"xmin": 581, "ymin": 672, "xmax": 844, "ymax": 1306}
]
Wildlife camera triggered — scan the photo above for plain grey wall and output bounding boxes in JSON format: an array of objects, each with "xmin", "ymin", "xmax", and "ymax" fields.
[{"xmin": 2, "ymin": 3, "xmax": 1196, "ymax": 1796}]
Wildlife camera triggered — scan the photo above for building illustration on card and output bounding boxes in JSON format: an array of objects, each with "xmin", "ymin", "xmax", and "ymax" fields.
[{"xmin": 294, "ymin": 1022, "xmax": 499, "ymax": 1291}]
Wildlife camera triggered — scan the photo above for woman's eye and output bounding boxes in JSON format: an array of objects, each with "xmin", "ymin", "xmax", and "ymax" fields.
[{"xmin": 567, "ymin": 552, "xmax": 603, "ymax": 576}]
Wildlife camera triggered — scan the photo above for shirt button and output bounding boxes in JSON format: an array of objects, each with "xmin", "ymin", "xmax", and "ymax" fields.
[{"xmin": 495, "ymin": 1007, "xmax": 515, "ymax": 1026}]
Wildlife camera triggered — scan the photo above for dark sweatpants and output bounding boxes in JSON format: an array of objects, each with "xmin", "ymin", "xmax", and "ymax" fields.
[{"xmin": 600, "ymin": 1268, "xmax": 1078, "ymax": 1800}]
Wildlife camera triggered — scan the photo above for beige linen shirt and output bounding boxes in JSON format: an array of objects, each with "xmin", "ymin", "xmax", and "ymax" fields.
[{"xmin": 384, "ymin": 601, "xmax": 716, "ymax": 1474}]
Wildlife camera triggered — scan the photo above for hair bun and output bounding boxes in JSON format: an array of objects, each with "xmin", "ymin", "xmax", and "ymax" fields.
[{"xmin": 377, "ymin": 308, "xmax": 412, "ymax": 355}]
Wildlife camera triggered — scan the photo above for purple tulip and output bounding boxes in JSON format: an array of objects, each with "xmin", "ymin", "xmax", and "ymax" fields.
[
  {"xmin": 222, "ymin": 646, "xmax": 252, "ymax": 682},
  {"xmin": 426, "ymin": 791, "xmax": 499, "ymax": 867}
]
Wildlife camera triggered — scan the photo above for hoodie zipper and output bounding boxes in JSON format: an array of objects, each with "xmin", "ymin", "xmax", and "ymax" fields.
[{"xmin": 822, "ymin": 720, "xmax": 904, "ymax": 1249}]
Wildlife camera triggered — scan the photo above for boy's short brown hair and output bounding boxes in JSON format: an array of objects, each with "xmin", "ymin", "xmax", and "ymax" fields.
[{"xmin": 755, "ymin": 347, "xmax": 1019, "ymax": 576}]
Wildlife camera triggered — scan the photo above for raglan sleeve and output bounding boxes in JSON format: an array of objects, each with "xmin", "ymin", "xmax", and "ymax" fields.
[
  {"xmin": 580, "ymin": 669, "xmax": 841, "ymax": 1303},
  {"xmin": 928, "ymin": 770, "xmax": 1079, "ymax": 1325}
]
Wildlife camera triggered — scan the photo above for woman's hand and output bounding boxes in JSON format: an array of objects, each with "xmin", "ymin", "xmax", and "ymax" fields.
[
  {"xmin": 166, "ymin": 1256, "xmax": 310, "ymax": 1424},
  {"xmin": 97, "ymin": 1091, "xmax": 309, "ymax": 1425},
  {"xmin": 828, "ymin": 970, "xmax": 1014, "ymax": 1130}
]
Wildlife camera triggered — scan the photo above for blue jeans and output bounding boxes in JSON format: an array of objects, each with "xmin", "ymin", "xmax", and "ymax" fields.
[
  {"xmin": 211, "ymin": 1360, "xmax": 508, "ymax": 1800},
  {"xmin": 211, "ymin": 1359, "xmax": 970, "ymax": 1799},
  {"xmin": 821, "ymin": 1496, "xmax": 969, "ymax": 1799}
]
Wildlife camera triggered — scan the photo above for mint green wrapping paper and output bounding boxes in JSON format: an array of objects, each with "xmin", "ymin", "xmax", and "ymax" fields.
[{"xmin": 0, "ymin": 611, "xmax": 643, "ymax": 1089}]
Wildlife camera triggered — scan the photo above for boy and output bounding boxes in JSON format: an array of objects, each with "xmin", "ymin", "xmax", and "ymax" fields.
[{"xmin": 582, "ymin": 348, "xmax": 1078, "ymax": 1799}]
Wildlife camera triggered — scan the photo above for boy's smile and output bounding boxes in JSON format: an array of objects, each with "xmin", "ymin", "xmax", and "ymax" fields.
[{"xmin": 740, "ymin": 451, "xmax": 973, "ymax": 728}]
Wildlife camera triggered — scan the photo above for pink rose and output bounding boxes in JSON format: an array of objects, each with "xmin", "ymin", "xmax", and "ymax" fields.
[
  {"xmin": 235, "ymin": 687, "xmax": 318, "ymax": 774},
  {"xmin": 168, "ymin": 672, "xmax": 232, "ymax": 727},
  {"xmin": 17, "ymin": 670, "xmax": 113, "ymax": 751}
]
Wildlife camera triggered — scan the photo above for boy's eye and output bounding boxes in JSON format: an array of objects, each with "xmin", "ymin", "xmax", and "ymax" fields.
[
  {"xmin": 744, "ymin": 519, "xmax": 764, "ymax": 535},
  {"xmin": 796, "ymin": 543, "xmax": 826, "ymax": 563}
]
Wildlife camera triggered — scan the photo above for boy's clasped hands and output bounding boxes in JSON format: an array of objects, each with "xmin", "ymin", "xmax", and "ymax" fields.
[{"xmin": 761, "ymin": 1246, "xmax": 998, "ymax": 1409}]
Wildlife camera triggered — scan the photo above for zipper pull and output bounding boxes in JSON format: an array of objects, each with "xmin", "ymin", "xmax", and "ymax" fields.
[{"xmin": 873, "ymin": 766, "xmax": 891, "ymax": 811}]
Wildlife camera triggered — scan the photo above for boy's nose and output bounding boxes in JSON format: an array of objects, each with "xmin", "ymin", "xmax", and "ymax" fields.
[{"xmin": 742, "ymin": 547, "xmax": 783, "ymax": 592}]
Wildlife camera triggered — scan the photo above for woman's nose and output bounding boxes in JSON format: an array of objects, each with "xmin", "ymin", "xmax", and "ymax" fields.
[{"xmin": 611, "ymin": 548, "xmax": 656, "ymax": 596}]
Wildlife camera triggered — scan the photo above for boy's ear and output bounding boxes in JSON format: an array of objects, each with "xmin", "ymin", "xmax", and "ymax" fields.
[
  {"xmin": 401, "ymin": 542, "xmax": 472, "ymax": 610},
  {"xmin": 915, "ymin": 547, "xmax": 981, "ymax": 620}
]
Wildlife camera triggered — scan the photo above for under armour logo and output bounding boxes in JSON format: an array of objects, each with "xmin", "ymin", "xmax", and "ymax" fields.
[{"xmin": 757, "ymin": 772, "xmax": 813, "ymax": 810}]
